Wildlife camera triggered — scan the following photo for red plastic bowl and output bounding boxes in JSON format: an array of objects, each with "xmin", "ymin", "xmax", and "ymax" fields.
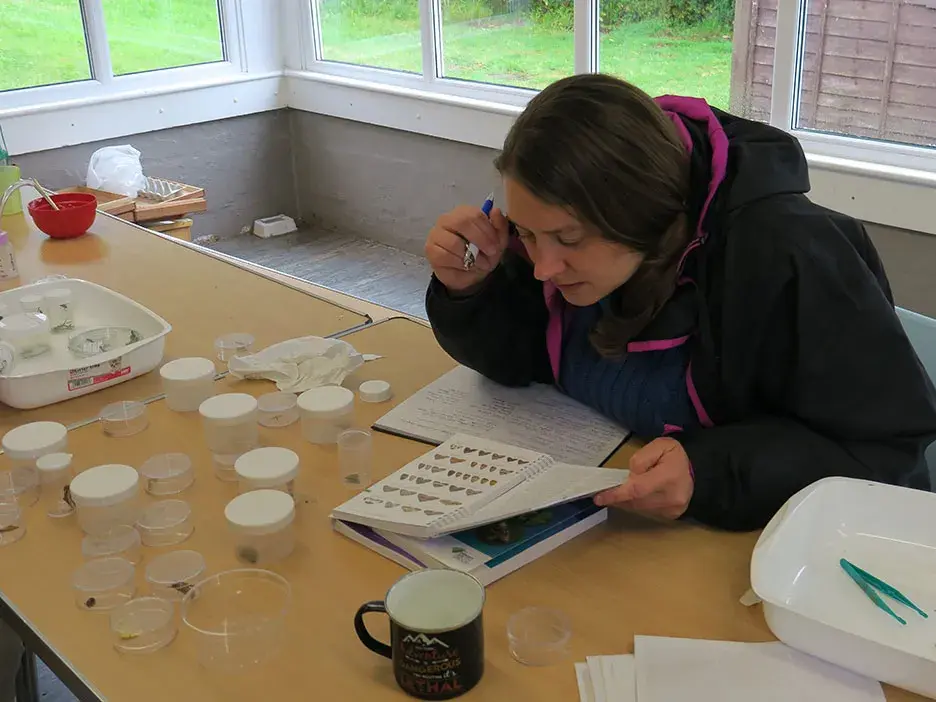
[{"xmin": 27, "ymin": 193, "xmax": 97, "ymax": 239}]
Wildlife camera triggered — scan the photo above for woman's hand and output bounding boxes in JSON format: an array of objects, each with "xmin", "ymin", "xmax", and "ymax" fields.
[
  {"xmin": 425, "ymin": 205, "xmax": 510, "ymax": 293},
  {"xmin": 594, "ymin": 438, "xmax": 694, "ymax": 520}
]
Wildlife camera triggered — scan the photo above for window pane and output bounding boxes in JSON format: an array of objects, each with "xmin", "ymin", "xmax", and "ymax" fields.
[
  {"xmin": 0, "ymin": 0, "xmax": 91, "ymax": 92},
  {"xmin": 102, "ymin": 0, "xmax": 224, "ymax": 76},
  {"xmin": 599, "ymin": 0, "xmax": 734, "ymax": 109},
  {"xmin": 441, "ymin": 0, "xmax": 574, "ymax": 89},
  {"xmin": 795, "ymin": 0, "xmax": 936, "ymax": 148},
  {"xmin": 318, "ymin": 0, "xmax": 422, "ymax": 73}
]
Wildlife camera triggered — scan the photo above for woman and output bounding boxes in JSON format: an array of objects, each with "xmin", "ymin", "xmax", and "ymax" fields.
[{"xmin": 423, "ymin": 74, "xmax": 936, "ymax": 531}]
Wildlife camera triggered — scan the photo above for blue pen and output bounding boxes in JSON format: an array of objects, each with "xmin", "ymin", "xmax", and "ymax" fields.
[{"xmin": 463, "ymin": 192, "xmax": 495, "ymax": 270}]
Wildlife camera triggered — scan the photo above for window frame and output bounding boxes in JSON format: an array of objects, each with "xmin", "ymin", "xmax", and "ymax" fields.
[{"xmin": 290, "ymin": 0, "xmax": 936, "ymax": 234}]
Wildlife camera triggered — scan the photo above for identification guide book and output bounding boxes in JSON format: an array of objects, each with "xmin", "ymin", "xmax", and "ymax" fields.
[
  {"xmin": 372, "ymin": 365, "xmax": 630, "ymax": 466},
  {"xmin": 334, "ymin": 498, "xmax": 606, "ymax": 586},
  {"xmin": 330, "ymin": 434, "xmax": 628, "ymax": 539}
]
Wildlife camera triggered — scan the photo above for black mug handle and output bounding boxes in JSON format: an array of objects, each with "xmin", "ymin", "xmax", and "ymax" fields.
[{"xmin": 354, "ymin": 601, "xmax": 392, "ymax": 659}]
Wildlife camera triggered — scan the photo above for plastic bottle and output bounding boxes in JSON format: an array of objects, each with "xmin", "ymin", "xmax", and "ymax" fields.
[{"xmin": 0, "ymin": 231, "xmax": 18, "ymax": 280}]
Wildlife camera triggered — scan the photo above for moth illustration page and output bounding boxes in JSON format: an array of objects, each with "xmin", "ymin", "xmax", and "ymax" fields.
[{"xmin": 331, "ymin": 434, "xmax": 628, "ymax": 539}]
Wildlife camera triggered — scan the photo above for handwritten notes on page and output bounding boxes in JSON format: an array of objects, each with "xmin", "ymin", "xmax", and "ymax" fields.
[{"xmin": 373, "ymin": 365, "xmax": 629, "ymax": 465}]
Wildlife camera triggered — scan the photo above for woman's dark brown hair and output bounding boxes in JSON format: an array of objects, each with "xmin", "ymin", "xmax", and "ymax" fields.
[{"xmin": 494, "ymin": 74, "xmax": 692, "ymax": 358}]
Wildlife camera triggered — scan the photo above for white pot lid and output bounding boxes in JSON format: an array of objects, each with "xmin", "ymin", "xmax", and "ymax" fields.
[
  {"xmin": 160, "ymin": 357, "xmax": 216, "ymax": 382},
  {"xmin": 70, "ymin": 464, "xmax": 139, "ymax": 507},
  {"xmin": 297, "ymin": 386, "xmax": 354, "ymax": 418},
  {"xmin": 225, "ymin": 489, "xmax": 295, "ymax": 534},
  {"xmin": 235, "ymin": 447, "xmax": 300, "ymax": 485},
  {"xmin": 199, "ymin": 393, "xmax": 257, "ymax": 422},
  {"xmin": 2, "ymin": 421, "xmax": 67, "ymax": 459}
]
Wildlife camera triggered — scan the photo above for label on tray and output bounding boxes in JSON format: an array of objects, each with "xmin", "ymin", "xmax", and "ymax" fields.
[{"xmin": 68, "ymin": 357, "xmax": 131, "ymax": 392}]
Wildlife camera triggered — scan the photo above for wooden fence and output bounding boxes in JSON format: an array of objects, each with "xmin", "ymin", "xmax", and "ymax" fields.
[{"xmin": 731, "ymin": 0, "xmax": 936, "ymax": 147}]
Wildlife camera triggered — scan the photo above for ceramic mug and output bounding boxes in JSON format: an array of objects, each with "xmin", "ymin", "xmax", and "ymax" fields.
[{"xmin": 354, "ymin": 569, "xmax": 485, "ymax": 700}]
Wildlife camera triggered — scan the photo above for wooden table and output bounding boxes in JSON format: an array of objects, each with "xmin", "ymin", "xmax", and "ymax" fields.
[
  {"xmin": 0, "ymin": 211, "xmax": 369, "ymax": 433},
  {"xmin": 0, "ymin": 318, "xmax": 921, "ymax": 701}
]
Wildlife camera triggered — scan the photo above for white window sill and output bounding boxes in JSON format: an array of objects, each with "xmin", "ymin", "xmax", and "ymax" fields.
[
  {"xmin": 285, "ymin": 69, "xmax": 936, "ymax": 236},
  {"xmin": 1, "ymin": 70, "xmax": 284, "ymax": 155}
]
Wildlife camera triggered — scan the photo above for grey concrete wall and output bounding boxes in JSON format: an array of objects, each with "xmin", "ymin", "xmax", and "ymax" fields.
[
  {"xmin": 866, "ymin": 223, "xmax": 936, "ymax": 318},
  {"xmin": 290, "ymin": 111, "xmax": 936, "ymax": 316},
  {"xmin": 289, "ymin": 111, "xmax": 497, "ymax": 256},
  {"xmin": 14, "ymin": 111, "xmax": 295, "ymax": 241}
]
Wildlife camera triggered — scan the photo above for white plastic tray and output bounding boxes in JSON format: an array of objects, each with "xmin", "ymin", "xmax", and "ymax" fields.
[
  {"xmin": 751, "ymin": 477, "xmax": 936, "ymax": 699},
  {"xmin": 0, "ymin": 278, "xmax": 171, "ymax": 409}
]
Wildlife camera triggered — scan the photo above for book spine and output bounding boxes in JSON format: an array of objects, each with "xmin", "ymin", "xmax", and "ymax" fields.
[{"xmin": 425, "ymin": 456, "xmax": 554, "ymax": 534}]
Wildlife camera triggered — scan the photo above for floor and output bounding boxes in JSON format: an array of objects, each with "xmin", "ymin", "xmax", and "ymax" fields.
[
  {"xmin": 208, "ymin": 229, "xmax": 432, "ymax": 320},
  {"xmin": 30, "ymin": 229, "xmax": 429, "ymax": 702}
]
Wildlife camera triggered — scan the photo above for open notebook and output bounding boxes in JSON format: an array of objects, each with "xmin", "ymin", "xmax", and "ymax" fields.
[{"xmin": 330, "ymin": 434, "xmax": 628, "ymax": 539}]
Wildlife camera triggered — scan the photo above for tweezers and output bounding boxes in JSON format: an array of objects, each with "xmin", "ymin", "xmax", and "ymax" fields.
[{"xmin": 840, "ymin": 558, "xmax": 929, "ymax": 625}]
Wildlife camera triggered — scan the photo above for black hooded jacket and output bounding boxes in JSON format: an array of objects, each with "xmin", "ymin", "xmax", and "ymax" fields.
[{"xmin": 426, "ymin": 106, "xmax": 936, "ymax": 531}]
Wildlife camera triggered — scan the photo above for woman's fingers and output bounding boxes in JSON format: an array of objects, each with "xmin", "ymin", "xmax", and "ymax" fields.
[{"xmin": 437, "ymin": 207, "xmax": 500, "ymax": 257}]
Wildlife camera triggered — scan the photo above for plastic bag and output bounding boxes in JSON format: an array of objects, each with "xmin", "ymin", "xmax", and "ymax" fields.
[{"xmin": 86, "ymin": 145, "xmax": 146, "ymax": 197}]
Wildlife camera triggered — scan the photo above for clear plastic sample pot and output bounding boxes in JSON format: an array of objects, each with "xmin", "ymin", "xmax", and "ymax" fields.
[
  {"xmin": 36, "ymin": 452, "xmax": 74, "ymax": 517},
  {"xmin": 297, "ymin": 386, "xmax": 354, "ymax": 444},
  {"xmin": 199, "ymin": 393, "xmax": 259, "ymax": 456},
  {"xmin": 110, "ymin": 597, "xmax": 176, "ymax": 654},
  {"xmin": 160, "ymin": 357, "xmax": 216, "ymax": 412},
  {"xmin": 1, "ymin": 421, "xmax": 67, "ymax": 506},
  {"xmin": 136, "ymin": 499, "xmax": 194, "ymax": 547},
  {"xmin": 72, "ymin": 557, "xmax": 136, "ymax": 611},
  {"xmin": 70, "ymin": 464, "xmax": 140, "ymax": 535},
  {"xmin": 225, "ymin": 489, "xmax": 296, "ymax": 565}
]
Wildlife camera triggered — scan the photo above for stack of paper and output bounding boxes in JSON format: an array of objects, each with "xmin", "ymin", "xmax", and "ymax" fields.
[{"xmin": 575, "ymin": 637, "xmax": 885, "ymax": 702}]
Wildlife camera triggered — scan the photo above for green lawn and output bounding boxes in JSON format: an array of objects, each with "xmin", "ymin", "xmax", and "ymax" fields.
[
  {"xmin": 319, "ymin": 2, "xmax": 733, "ymax": 108},
  {"xmin": 0, "ymin": 0, "xmax": 223, "ymax": 92},
  {"xmin": 1, "ymin": 0, "xmax": 731, "ymax": 109}
]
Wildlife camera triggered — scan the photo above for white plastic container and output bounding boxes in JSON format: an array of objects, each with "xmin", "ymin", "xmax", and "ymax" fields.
[
  {"xmin": 199, "ymin": 393, "xmax": 259, "ymax": 455},
  {"xmin": 751, "ymin": 477, "xmax": 936, "ymax": 700},
  {"xmin": 235, "ymin": 447, "xmax": 299, "ymax": 496},
  {"xmin": 160, "ymin": 357, "xmax": 216, "ymax": 412},
  {"xmin": 298, "ymin": 386, "xmax": 354, "ymax": 444},
  {"xmin": 1, "ymin": 421, "xmax": 67, "ymax": 506},
  {"xmin": 0, "ymin": 279, "xmax": 171, "ymax": 410},
  {"xmin": 36, "ymin": 452, "xmax": 74, "ymax": 517},
  {"xmin": 225, "ymin": 489, "xmax": 296, "ymax": 565},
  {"xmin": 70, "ymin": 464, "xmax": 141, "ymax": 535},
  {"xmin": 43, "ymin": 288, "xmax": 74, "ymax": 332},
  {"xmin": 0, "ymin": 313, "xmax": 51, "ymax": 359}
]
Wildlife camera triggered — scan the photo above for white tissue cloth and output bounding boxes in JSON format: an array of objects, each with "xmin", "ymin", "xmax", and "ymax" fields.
[{"xmin": 227, "ymin": 336, "xmax": 370, "ymax": 393}]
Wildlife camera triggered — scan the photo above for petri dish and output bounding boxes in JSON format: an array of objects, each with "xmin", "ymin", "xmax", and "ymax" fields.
[
  {"xmin": 214, "ymin": 333, "xmax": 254, "ymax": 362},
  {"xmin": 100, "ymin": 401, "xmax": 148, "ymax": 437},
  {"xmin": 136, "ymin": 500, "xmax": 194, "ymax": 547},
  {"xmin": 507, "ymin": 607, "xmax": 572, "ymax": 666},
  {"xmin": 0, "ymin": 499, "xmax": 25, "ymax": 546},
  {"xmin": 72, "ymin": 557, "xmax": 136, "ymax": 612},
  {"xmin": 257, "ymin": 391, "xmax": 299, "ymax": 428},
  {"xmin": 81, "ymin": 525, "xmax": 142, "ymax": 564},
  {"xmin": 68, "ymin": 326, "xmax": 142, "ymax": 358},
  {"xmin": 140, "ymin": 453, "xmax": 195, "ymax": 495},
  {"xmin": 146, "ymin": 550, "xmax": 207, "ymax": 602},
  {"xmin": 110, "ymin": 597, "xmax": 177, "ymax": 654},
  {"xmin": 182, "ymin": 569, "xmax": 290, "ymax": 671}
]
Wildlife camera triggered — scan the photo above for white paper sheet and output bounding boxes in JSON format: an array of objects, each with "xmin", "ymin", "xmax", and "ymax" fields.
[
  {"xmin": 634, "ymin": 636, "xmax": 886, "ymax": 702},
  {"xmin": 586, "ymin": 657, "xmax": 608, "ymax": 702},
  {"xmin": 575, "ymin": 662, "xmax": 596, "ymax": 702},
  {"xmin": 599, "ymin": 655, "xmax": 636, "ymax": 702},
  {"xmin": 373, "ymin": 365, "xmax": 629, "ymax": 465}
]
